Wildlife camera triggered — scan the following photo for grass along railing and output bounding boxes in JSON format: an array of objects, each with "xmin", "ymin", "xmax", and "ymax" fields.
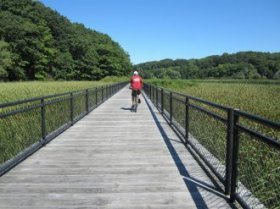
[
  {"xmin": 0, "ymin": 82, "xmax": 127, "ymax": 176},
  {"xmin": 143, "ymin": 83, "xmax": 280, "ymax": 209}
]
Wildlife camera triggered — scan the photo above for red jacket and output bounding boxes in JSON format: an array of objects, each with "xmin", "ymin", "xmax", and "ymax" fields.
[{"xmin": 130, "ymin": 75, "xmax": 143, "ymax": 90}]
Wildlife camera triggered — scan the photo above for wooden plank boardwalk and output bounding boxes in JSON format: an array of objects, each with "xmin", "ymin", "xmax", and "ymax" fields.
[{"xmin": 0, "ymin": 86, "xmax": 235, "ymax": 209}]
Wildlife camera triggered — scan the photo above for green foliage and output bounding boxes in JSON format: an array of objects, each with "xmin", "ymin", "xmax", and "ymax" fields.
[
  {"xmin": 0, "ymin": 40, "xmax": 12, "ymax": 80},
  {"xmin": 136, "ymin": 52, "xmax": 280, "ymax": 80},
  {"xmin": 100, "ymin": 76, "xmax": 129, "ymax": 83},
  {"xmin": 0, "ymin": 81, "xmax": 114, "ymax": 103},
  {"xmin": 148, "ymin": 78, "xmax": 197, "ymax": 89},
  {"xmin": 147, "ymin": 79, "xmax": 280, "ymax": 121},
  {"xmin": 273, "ymin": 70, "xmax": 280, "ymax": 79},
  {"xmin": 0, "ymin": 0, "xmax": 132, "ymax": 81}
]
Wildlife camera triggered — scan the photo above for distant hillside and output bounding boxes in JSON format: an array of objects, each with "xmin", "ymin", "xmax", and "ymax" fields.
[
  {"xmin": 0, "ymin": 0, "xmax": 132, "ymax": 81},
  {"xmin": 135, "ymin": 52, "xmax": 280, "ymax": 79}
]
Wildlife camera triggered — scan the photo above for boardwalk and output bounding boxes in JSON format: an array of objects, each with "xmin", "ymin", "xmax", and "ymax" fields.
[{"xmin": 0, "ymin": 86, "xmax": 234, "ymax": 209}]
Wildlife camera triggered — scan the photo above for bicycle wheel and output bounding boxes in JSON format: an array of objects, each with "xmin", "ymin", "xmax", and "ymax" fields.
[
  {"xmin": 133, "ymin": 96, "xmax": 138, "ymax": 112},
  {"xmin": 134, "ymin": 97, "xmax": 138, "ymax": 112}
]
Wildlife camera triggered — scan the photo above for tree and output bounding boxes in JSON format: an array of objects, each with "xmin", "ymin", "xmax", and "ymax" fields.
[
  {"xmin": 136, "ymin": 51, "xmax": 280, "ymax": 80},
  {"xmin": 166, "ymin": 68, "xmax": 181, "ymax": 79},
  {"xmin": 0, "ymin": 0, "xmax": 132, "ymax": 81},
  {"xmin": 0, "ymin": 40, "xmax": 12, "ymax": 80},
  {"xmin": 273, "ymin": 71, "xmax": 280, "ymax": 79}
]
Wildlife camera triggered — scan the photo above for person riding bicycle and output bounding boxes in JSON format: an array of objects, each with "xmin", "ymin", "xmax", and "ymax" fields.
[{"xmin": 130, "ymin": 71, "xmax": 143, "ymax": 107}]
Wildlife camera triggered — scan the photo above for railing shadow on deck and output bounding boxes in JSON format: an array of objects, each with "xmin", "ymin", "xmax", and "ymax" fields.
[{"xmin": 143, "ymin": 93, "xmax": 238, "ymax": 209}]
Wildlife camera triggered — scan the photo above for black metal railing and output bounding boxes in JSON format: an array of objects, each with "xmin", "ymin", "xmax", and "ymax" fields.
[
  {"xmin": 0, "ymin": 82, "xmax": 127, "ymax": 176},
  {"xmin": 144, "ymin": 83, "xmax": 280, "ymax": 209}
]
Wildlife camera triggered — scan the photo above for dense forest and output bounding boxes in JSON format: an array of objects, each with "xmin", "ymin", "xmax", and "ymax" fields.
[
  {"xmin": 135, "ymin": 52, "xmax": 280, "ymax": 79},
  {"xmin": 0, "ymin": 0, "xmax": 132, "ymax": 81}
]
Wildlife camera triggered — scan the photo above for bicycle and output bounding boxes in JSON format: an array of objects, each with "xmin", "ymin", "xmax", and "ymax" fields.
[{"xmin": 131, "ymin": 89, "xmax": 139, "ymax": 112}]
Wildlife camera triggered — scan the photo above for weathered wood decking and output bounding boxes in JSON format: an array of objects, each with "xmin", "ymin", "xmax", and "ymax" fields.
[{"xmin": 0, "ymin": 86, "xmax": 234, "ymax": 209}]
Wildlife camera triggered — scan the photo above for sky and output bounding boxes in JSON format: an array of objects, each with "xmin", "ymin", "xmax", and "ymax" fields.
[{"xmin": 40, "ymin": 0, "xmax": 280, "ymax": 64}]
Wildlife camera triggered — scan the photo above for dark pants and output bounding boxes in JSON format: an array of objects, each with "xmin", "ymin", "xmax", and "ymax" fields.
[{"xmin": 131, "ymin": 90, "xmax": 141, "ymax": 97}]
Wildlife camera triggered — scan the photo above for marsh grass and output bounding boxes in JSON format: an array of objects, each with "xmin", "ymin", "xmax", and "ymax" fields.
[{"xmin": 148, "ymin": 79, "xmax": 280, "ymax": 121}]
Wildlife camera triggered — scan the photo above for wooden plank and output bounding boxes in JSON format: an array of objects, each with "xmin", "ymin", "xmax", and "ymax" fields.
[{"xmin": 0, "ymin": 86, "xmax": 234, "ymax": 209}]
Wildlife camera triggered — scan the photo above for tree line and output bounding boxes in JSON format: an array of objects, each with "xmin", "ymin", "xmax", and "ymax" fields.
[
  {"xmin": 135, "ymin": 52, "xmax": 280, "ymax": 79},
  {"xmin": 0, "ymin": 0, "xmax": 132, "ymax": 81}
]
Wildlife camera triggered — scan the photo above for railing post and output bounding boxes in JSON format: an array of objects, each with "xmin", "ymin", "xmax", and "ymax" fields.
[
  {"xmin": 41, "ymin": 98, "xmax": 46, "ymax": 144},
  {"xmin": 107, "ymin": 85, "xmax": 109, "ymax": 98},
  {"xmin": 101, "ymin": 87, "xmax": 104, "ymax": 102},
  {"xmin": 153, "ymin": 86, "xmax": 155, "ymax": 103},
  {"xmin": 156, "ymin": 86, "xmax": 158, "ymax": 108},
  {"xmin": 95, "ymin": 88, "xmax": 98, "ymax": 106},
  {"xmin": 225, "ymin": 108, "xmax": 234, "ymax": 195},
  {"xmin": 106, "ymin": 85, "xmax": 107, "ymax": 98},
  {"xmin": 185, "ymin": 97, "xmax": 189, "ymax": 144},
  {"xmin": 151, "ymin": 86, "xmax": 153, "ymax": 101},
  {"xmin": 149, "ymin": 85, "xmax": 152, "ymax": 98},
  {"xmin": 85, "ymin": 89, "xmax": 89, "ymax": 113},
  {"xmin": 70, "ymin": 93, "xmax": 74, "ymax": 125},
  {"xmin": 161, "ymin": 88, "xmax": 164, "ymax": 113},
  {"xmin": 153, "ymin": 86, "xmax": 155, "ymax": 102},
  {"xmin": 170, "ymin": 92, "xmax": 173, "ymax": 124},
  {"xmin": 230, "ymin": 112, "xmax": 240, "ymax": 202},
  {"xmin": 105, "ymin": 85, "xmax": 108, "ymax": 99}
]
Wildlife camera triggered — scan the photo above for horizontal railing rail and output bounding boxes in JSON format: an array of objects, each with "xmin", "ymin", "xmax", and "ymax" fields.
[
  {"xmin": 0, "ymin": 82, "xmax": 127, "ymax": 176},
  {"xmin": 143, "ymin": 83, "xmax": 280, "ymax": 209}
]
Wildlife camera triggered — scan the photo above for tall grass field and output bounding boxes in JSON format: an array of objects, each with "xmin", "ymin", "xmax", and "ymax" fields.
[
  {"xmin": 147, "ymin": 79, "xmax": 280, "ymax": 121},
  {"xmin": 0, "ymin": 77, "xmax": 128, "ymax": 103}
]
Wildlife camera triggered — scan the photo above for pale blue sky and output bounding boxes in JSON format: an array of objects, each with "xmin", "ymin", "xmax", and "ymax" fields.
[{"xmin": 40, "ymin": 0, "xmax": 280, "ymax": 64}]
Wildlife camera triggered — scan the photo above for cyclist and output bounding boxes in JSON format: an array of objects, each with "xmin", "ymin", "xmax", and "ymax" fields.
[{"xmin": 130, "ymin": 71, "xmax": 143, "ymax": 108}]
